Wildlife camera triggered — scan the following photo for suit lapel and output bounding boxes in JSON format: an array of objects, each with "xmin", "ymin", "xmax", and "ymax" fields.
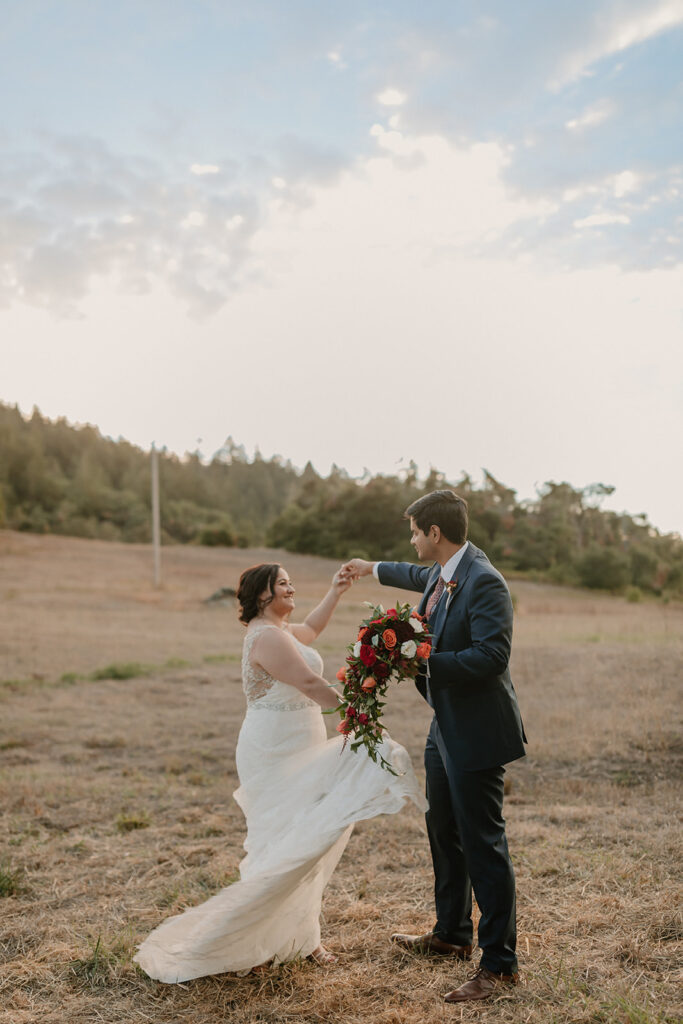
[{"xmin": 431, "ymin": 543, "xmax": 478, "ymax": 647}]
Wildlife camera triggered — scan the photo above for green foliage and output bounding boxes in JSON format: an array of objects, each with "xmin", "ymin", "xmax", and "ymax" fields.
[
  {"xmin": 0, "ymin": 405, "xmax": 296, "ymax": 546},
  {"xmin": 70, "ymin": 933, "xmax": 134, "ymax": 987},
  {"xmin": 577, "ymin": 545, "xmax": 631, "ymax": 591},
  {"xmin": 115, "ymin": 810, "xmax": 150, "ymax": 833},
  {"xmin": 593, "ymin": 993, "xmax": 671, "ymax": 1024},
  {"xmin": 0, "ymin": 403, "xmax": 681, "ymax": 596},
  {"xmin": 0, "ymin": 860, "xmax": 24, "ymax": 897}
]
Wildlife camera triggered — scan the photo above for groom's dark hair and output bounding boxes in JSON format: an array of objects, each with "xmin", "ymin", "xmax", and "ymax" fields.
[{"xmin": 405, "ymin": 489, "xmax": 468, "ymax": 545}]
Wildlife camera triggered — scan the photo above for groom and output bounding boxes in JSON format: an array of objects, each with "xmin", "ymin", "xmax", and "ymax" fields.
[{"xmin": 344, "ymin": 489, "xmax": 526, "ymax": 1003}]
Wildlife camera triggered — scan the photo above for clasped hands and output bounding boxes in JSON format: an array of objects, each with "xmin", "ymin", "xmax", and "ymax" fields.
[{"xmin": 332, "ymin": 558, "xmax": 373, "ymax": 592}]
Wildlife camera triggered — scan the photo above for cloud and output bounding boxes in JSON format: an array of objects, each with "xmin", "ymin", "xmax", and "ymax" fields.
[
  {"xmin": 2, "ymin": 3, "xmax": 681, "ymax": 315},
  {"xmin": 565, "ymin": 99, "xmax": 615, "ymax": 131},
  {"xmin": 377, "ymin": 88, "xmax": 407, "ymax": 106},
  {"xmin": 574, "ymin": 211, "xmax": 631, "ymax": 227},
  {"xmin": 502, "ymin": 159, "xmax": 683, "ymax": 270},
  {"xmin": 552, "ymin": 0, "xmax": 683, "ymax": 86},
  {"xmin": 0, "ymin": 133, "xmax": 347, "ymax": 317},
  {"xmin": 329, "ymin": 4, "xmax": 681, "ymax": 272},
  {"xmin": 260, "ymin": 126, "xmax": 553, "ymax": 269},
  {"xmin": 190, "ymin": 164, "xmax": 220, "ymax": 175},
  {"xmin": 326, "ymin": 50, "xmax": 347, "ymax": 69}
]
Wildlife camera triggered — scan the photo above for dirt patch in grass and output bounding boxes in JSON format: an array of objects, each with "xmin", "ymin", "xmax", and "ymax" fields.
[{"xmin": 0, "ymin": 531, "xmax": 681, "ymax": 1023}]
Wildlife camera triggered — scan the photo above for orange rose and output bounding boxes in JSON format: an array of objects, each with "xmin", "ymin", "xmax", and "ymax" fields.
[
  {"xmin": 361, "ymin": 676, "xmax": 377, "ymax": 691},
  {"xmin": 336, "ymin": 667, "xmax": 347, "ymax": 682},
  {"xmin": 382, "ymin": 629, "xmax": 397, "ymax": 649},
  {"xmin": 336, "ymin": 718, "xmax": 353, "ymax": 734},
  {"xmin": 416, "ymin": 642, "xmax": 432, "ymax": 659}
]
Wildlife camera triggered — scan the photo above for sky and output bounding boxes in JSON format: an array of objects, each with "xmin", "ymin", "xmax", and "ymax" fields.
[{"xmin": 1, "ymin": 0, "xmax": 682, "ymax": 534}]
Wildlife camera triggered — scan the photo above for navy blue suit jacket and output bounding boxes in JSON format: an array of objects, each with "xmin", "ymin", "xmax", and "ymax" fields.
[{"xmin": 378, "ymin": 544, "xmax": 526, "ymax": 772}]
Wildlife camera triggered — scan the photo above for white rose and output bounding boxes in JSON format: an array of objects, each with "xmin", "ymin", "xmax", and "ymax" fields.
[
  {"xmin": 353, "ymin": 641, "xmax": 361, "ymax": 657},
  {"xmin": 409, "ymin": 617, "xmax": 425, "ymax": 633},
  {"xmin": 401, "ymin": 640, "xmax": 417, "ymax": 658},
  {"xmin": 372, "ymin": 635, "xmax": 379, "ymax": 647}
]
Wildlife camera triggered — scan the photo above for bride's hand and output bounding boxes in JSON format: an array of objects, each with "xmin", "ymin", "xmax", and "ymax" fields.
[{"xmin": 332, "ymin": 566, "xmax": 354, "ymax": 593}]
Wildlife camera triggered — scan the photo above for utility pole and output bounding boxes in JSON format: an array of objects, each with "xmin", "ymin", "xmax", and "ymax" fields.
[{"xmin": 151, "ymin": 444, "xmax": 161, "ymax": 587}]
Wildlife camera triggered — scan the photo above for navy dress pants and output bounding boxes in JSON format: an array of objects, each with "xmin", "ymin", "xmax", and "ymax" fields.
[{"xmin": 424, "ymin": 717, "xmax": 518, "ymax": 974}]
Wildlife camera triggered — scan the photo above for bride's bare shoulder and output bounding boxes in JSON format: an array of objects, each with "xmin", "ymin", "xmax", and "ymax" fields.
[{"xmin": 247, "ymin": 623, "xmax": 291, "ymax": 649}]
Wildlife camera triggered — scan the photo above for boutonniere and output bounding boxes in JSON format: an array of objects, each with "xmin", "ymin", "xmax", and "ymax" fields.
[{"xmin": 444, "ymin": 578, "xmax": 459, "ymax": 609}]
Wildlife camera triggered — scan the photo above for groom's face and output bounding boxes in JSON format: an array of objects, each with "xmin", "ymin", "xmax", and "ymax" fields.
[{"xmin": 409, "ymin": 517, "xmax": 438, "ymax": 562}]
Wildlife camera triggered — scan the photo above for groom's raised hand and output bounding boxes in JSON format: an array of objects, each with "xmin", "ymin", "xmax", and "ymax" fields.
[{"xmin": 341, "ymin": 558, "xmax": 374, "ymax": 580}]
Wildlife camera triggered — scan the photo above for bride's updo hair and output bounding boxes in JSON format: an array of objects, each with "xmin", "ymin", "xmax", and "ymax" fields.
[{"xmin": 237, "ymin": 563, "xmax": 281, "ymax": 624}]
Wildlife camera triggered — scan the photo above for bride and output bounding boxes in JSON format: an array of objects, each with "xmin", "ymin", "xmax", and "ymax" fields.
[{"xmin": 134, "ymin": 562, "xmax": 424, "ymax": 982}]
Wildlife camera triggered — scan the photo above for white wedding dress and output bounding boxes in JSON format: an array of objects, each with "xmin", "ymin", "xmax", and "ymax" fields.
[{"xmin": 134, "ymin": 623, "xmax": 424, "ymax": 982}]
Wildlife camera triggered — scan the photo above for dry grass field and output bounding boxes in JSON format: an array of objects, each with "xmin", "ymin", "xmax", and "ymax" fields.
[{"xmin": 1, "ymin": 530, "xmax": 681, "ymax": 1024}]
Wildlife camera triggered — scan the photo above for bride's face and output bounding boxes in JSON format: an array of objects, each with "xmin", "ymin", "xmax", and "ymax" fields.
[{"xmin": 262, "ymin": 567, "xmax": 296, "ymax": 616}]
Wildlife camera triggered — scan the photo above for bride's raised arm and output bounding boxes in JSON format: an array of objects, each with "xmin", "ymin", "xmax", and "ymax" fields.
[
  {"xmin": 288, "ymin": 567, "xmax": 353, "ymax": 645},
  {"xmin": 252, "ymin": 629, "xmax": 342, "ymax": 709}
]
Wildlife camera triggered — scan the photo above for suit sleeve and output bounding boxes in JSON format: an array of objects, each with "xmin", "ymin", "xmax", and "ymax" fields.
[
  {"xmin": 429, "ymin": 572, "xmax": 512, "ymax": 688},
  {"xmin": 377, "ymin": 561, "xmax": 433, "ymax": 593}
]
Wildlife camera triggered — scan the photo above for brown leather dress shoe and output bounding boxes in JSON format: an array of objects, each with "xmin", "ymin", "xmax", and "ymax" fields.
[
  {"xmin": 391, "ymin": 932, "xmax": 472, "ymax": 958},
  {"xmin": 444, "ymin": 965, "xmax": 519, "ymax": 1002}
]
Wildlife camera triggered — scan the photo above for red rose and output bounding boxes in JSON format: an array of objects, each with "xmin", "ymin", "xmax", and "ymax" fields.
[
  {"xmin": 346, "ymin": 705, "xmax": 356, "ymax": 718},
  {"xmin": 386, "ymin": 608, "xmax": 398, "ymax": 618},
  {"xmin": 358, "ymin": 713, "xmax": 369, "ymax": 725},
  {"xmin": 393, "ymin": 620, "xmax": 414, "ymax": 642},
  {"xmin": 359, "ymin": 645, "xmax": 376, "ymax": 667},
  {"xmin": 373, "ymin": 661, "xmax": 390, "ymax": 679}
]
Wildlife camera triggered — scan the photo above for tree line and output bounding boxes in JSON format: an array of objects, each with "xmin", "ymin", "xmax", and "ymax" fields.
[{"xmin": 1, "ymin": 402, "xmax": 681, "ymax": 596}]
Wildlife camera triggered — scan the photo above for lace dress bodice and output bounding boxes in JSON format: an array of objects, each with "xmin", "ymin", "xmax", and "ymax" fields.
[{"xmin": 241, "ymin": 623, "xmax": 322, "ymax": 711}]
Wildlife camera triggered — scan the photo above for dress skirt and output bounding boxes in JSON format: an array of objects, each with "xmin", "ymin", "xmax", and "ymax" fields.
[{"xmin": 134, "ymin": 701, "xmax": 423, "ymax": 983}]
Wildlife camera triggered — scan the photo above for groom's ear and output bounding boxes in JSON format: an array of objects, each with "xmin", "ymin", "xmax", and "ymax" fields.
[{"xmin": 430, "ymin": 524, "xmax": 441, "ymax": 543}]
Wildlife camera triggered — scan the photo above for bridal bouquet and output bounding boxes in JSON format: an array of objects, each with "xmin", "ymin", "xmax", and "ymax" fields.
[{"xmin": 333, "ymin": 602, "xmax": 432, "ymax": 774}]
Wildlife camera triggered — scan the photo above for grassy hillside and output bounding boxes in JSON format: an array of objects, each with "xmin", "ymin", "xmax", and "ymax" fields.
[{"xmin": 0, "ymin": 532, "xmax": 681, "ymax": 1024}]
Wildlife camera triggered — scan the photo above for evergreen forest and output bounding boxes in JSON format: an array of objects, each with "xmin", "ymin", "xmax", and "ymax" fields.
[{"xmin": 1, "ymin": 402, "xmax": 681, "ymax": 597}]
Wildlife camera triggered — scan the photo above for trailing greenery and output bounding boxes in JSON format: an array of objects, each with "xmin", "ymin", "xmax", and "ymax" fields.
[{"xmin": 0, "ymin": 403, "xmax": 681, "ymax": 595}]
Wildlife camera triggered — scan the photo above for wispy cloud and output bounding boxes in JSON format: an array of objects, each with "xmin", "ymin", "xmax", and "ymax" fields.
[
  {"xmin": 565, "ymin": 99, "xmax": 615, "ymax": 131},
  {"xmin": 190, "ymin": 164, "xmax": 220, "ymax": 175},
  {"xmin": 574, "ymin": 211, "xmax": 631, "ymax": 228},
  {"xmin": 0, "ymin": 134, "xmax": 347, "ymax": 317},
  {"xmin": 552, "ymin": 0, "xmax": 683, "ymax": 86}
]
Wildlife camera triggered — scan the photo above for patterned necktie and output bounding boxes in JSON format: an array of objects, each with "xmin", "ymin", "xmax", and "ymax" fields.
[{"xmin": 425, "ymin": 575, "xmax": 445, "ymax": 621}]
